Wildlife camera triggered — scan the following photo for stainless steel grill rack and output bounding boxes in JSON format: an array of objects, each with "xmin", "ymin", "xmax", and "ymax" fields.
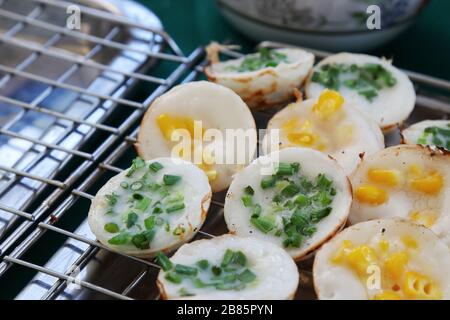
[{"xmin": 0, "ymin": 0, "xmax": 449, "ymax": 300}]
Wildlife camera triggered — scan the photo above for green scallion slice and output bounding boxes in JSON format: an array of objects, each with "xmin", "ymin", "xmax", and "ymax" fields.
[
  {"xmin": 165, "ymin": 272, "xmax": 183, "ymax": 284},
  {"xmin": 261, "ymin": 175, "xmax": 276, "ymax": 189},
  {"xmin": 130, "ymin": 181, "xmax": 143, "ymax": 191},
  {"xmin": 276, "ymin": 162, "xmax": 294, "ymax": 176},
  {"xmin": 149, "ymin": 161, "xmax": 164, "ymax": 172},
  {"xmin": 135, "ymin": 196, "xmax": 151, "ymax": 211},
  {"xmin": 251, "ymin": 215, "xmax": 276, "ymax": 234},
  {"xmin": 104, "ymin": 222, "xmax": 119, "ymax": 233},
  {"xmin": 244, "ymin": 186, "xmax": 254, "ymax": 195},
  {"xmin": 281, "ymin": 183, "xmax": 300, "ymax": 197},
  {"xmin": 163, "ymin": 174, "xmax": 181, "ymax": 186},
  {"xmin": 241, "ymin": 195, "xmax": 253, "ymax": 207},
  {"xmin": 144, "ymin": 216, "xmax": 155, "ymax": 230},
  {"xmin": 174, "ymin": 264, "xmax": 198, "ymax": 276},
  {"xmin": 179, "ymin": 288, "xmax": 195, "ymax": 297},
  {"xmin": 173, "ymin": 226, "xmax": 185, "ymax": 236},
  {"xmin": 166, "ymin": 202, "xmax": 185, "ymax": 213},
  {"xmin": 125, "ymin": 211, "xmax": 138, "ymax": 228},
  {"xmin": 108, "ymin": 232, "xmax": 129, "ymax": 245},
  {"xmin": 155, "ymin": 252, "xmax": 172, "ymax": 271},
  {"xmin": 196, "ymin": 259, "xmax": 209, "ymax": 270},
  {"xmin": 238, "ymin": 269, "xmax": 256, "ymax": 283}
]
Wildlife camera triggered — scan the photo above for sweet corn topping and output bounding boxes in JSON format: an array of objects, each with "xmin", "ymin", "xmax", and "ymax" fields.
[
  {"xmin": 355, "ymin": 184, "xmax": 388, "ymax": 205},
  {"xmin": 373, "ymin": 291, "xmax": 402, "ymax": 300},
  {"xmin": 332, "ymin": 238, "xmax": 442, "ymax": 300},
  {"xmin": 401, "ymin": 235, "xmax": 418, "ymax": 249},
  {"xmin": 346, "ymin": 245, "xmax": 379, "ymax": 276},
  {"xmin": 282, "ymin": 119, "xmax": 326, "ymax": 150},
  {"xmin": 384, "ymin": 252, "xmax": 409, "ymax": 283},
  {"xmin": 410, "ymin": 171, "xmax": 444, "ymax": 195},
  {"xmin": 409, "ymin": 210, "xmax": 438, "ymax": 228},
  {"xmin": 312, "ymin": 89, "xmax": 345, "ymax": 120},
  {"xmin": 367, "ymin": 168, "xmax": 400, "ymax": 187},
  {"xmin": 157, "ymin": 114, "xmax": 198, "ymax": 140},
  {"xmin": 157, "ymin": 114, "xmax": 216, "ymax": 181},
  {"xmin": 378, "ymin": 239, "xmax": 390, "ymax": 254},
  {"xmin": 403, "ymin": 271, "xmax": 442, "ymax": 300}
]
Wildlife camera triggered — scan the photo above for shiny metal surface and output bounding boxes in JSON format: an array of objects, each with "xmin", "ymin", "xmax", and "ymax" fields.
[{"xmin": 0, "ymin": 0, "xmax": 166, "ymax": 246}]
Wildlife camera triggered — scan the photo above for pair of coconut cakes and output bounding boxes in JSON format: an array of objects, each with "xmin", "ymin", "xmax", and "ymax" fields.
[{"xmin": 88, "ymin": 45, "xmax": 450, "ymax": 300}]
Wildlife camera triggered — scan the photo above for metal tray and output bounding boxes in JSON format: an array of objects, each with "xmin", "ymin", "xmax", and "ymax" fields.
[{"xmin": 2, "ymin": 34, "xmax": 450, "ymax": 299}]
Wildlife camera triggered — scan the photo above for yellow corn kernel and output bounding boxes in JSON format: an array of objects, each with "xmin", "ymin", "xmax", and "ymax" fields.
[
  {"xmin": 401, "ymin": 235, "xmax": 418, "ymax": 249},
  {"xmin": 408, "ymin": 164, "xmax": 422, "ymax": 177},
  {"xmin": 410, "ymin": 171, "xmax": 444, "ymax": 195},
  {"xmin": 287, "ymin": 131, "xmax": 317, "ymax": 146},
  {"xmin": 331, "ymin": 240, "xmax": 353, "ymax": 264},
  {"xmin": 373, "ymin": 290, "xmax": 402, "ymax": 300},
  {"xmin": 384, "ymin": 252, "xmax": 409, "ymax": 283},
  {"xmin": 346, "ymin": 245, "xmax": 378, "ymax": 276},
  {"xmin": 313, "ymin": 89, "xmax": 345, "ymax": 120},
  {"xmin": 355, "ymin": 185, "xmax": 388, "ymax": 205},
  {"xmin": 378, "ymin": 239, "xmax": 390, "ymax": 254},
  {"xmin": 409, "ymin": 210, "xmax": 438, "ymax": 228},
  {"xmin": 156, "ymin": 114, "xmax": 198, "ymax": 140},
  {"xmin": 367, "ymin": 168, "xmax": 399, "ymax": 187},
  {"xmin": 403, "ymin": 271, "xmax": 442, "ymax": 300},
  {"xmin": 281, "ymin": 118, "xmax": 299, "ymax": 131}
]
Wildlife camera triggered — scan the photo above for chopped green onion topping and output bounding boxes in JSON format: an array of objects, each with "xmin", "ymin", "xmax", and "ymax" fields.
[
  {"xmin": 131, "ymin": 230, "xmax": 154, "ymax": 250},
  {"xmin": 130, "ymin": 181, "xmax": 143, "ymax": 191},
  {"xmin": 120, "ymin": 182, "xmax": 129, "ymax": 189},
  {"xmin": 173, "ymin": 226, "xmax": 185, "ymax": 236},
  {"xmin": 163, "ymin": 174, "xmax": 181, "ymax": 186},
  {"xmin": 179, "ymin": 287, "xmax": 195, "ymax": 297},
  {"xmin": 311, "ymin": 63, "xmax": 397, "ymax": 102},
  {"xmin": 242, "ymin": 162, "xmax": 336, "ymax": 248},
  {"xmin": 144, "ymin": 216, "xmax": 155, "ymax": 230},
  {"xmin": 237, "ymin": 269, "xmax": 257, "ymax": 283},
  {"xmin": 166, "ymin": 202, "xmax": 185, "ymax": 213},
  {"xmin": 165, "ymin": 272, "xmax": 183, "ymax": 284},
  {"xmin": 244, "ymin": 186, "xmax": 254, "ymax": 195},
  {"xmin": 241, "ymin": 195, "xmax": 253, "ymax": 207},
  {"xmin": 105, "ymin": 193, "xmax": 118, "ymax": 206},
  {"xmin": 135, "ymin": 196, "xmax": 151, "ymax": 211},
  {"xmin": 196, "ymin": 259, "xmax": 209, "ymax": 270},
  {"xmin": 231, "ymin": 48, "xmax": 288, "ymax": 73},
  {"xmin": 104, "ymin": 223, "xmax": 119, "ymax": 233},
  {"xmin": 261, "ymin": 175, "xmax": 276, "ymax": 189},
  {"xmin": 251, "ymin": 215, "xmax": 276, "ymax": 233},
  {"xmin": 149, "ymin": 161, "xmax": 164, "ymax": 172},
  {"xmin": 155, "ymin": 252, "xmax": 172, "ymax": 271},
  {"xmin": 175, "ymin": 264, "xmax": 198, "ymax": 276},
  {"xmin": 276, "ymin": 162, "xmax": 294, "ymax": 176},
  {"xmin": 108, "ymin": 232, "xmax": 129, "ymax": 245},
  {"xmin": 125, "ymin": 211, "xmax": 138, "ymax": 229},
  {"xmin": 153, "ymin": 207, "xmax": 163, "ymax": 214},
  {"xmin": 126, "ymin": 157, "xmax": 145, "ymax": 177},
  {"xmin": 418, "ymin": 125, "xmax": 450, "ymax": 149}
]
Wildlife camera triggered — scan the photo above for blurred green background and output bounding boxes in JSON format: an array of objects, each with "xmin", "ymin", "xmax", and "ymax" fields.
[{"xmin": 139, "ymin": 0, "xmax": 450, "ymax": 81}]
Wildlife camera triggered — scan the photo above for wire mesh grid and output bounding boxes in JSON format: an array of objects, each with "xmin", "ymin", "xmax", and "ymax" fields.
[
  {"xmin": 0, "ymin": 1, "xmax": 449, "ymax": 301},
  {"xmin": 0, "ymin": 0, "xmax": 206, "ymax": 260}
]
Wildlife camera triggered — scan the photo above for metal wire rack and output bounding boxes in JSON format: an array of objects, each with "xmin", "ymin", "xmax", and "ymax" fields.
[
  {"xmin": 0, "ymin": 0, "xmax": 204, "ymax": 255},
  {"xmin": 0, "ymin": 0, "xmax": 449, "ymax": 300}
]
